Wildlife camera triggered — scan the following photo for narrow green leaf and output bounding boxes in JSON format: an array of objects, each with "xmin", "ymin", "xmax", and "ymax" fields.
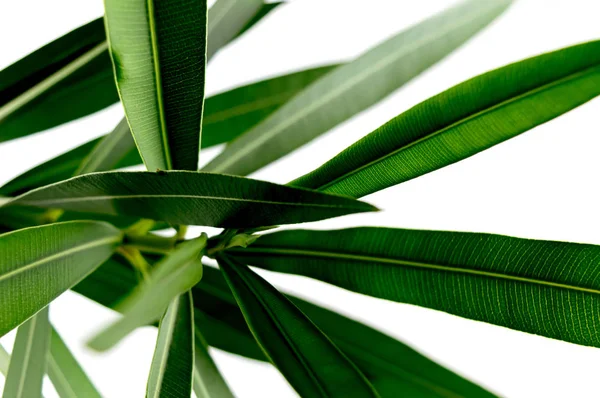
[
  {"xmin": 0, "ymin": 19, "xmax": 116, "ymax": 142},
  {"xmin": 47, "ymin": 326, "xmax": 102, "ymax": 398},
  {"xmin": 2, "ymin": 308, "xmax": 50, "ymax": 398},
  {"xmin": 230, "ymin": 227, "xmax": 600, "ymax": 348},
  {"xmin": 192, "ymin": 326, "xmax": 234, "ymax": 398},
  {"xmin": 0, "ymin": 343, "xmax": 9, "ymax": 376},
  {"xmin": 9, "ymin": 171, "xmax": 376, "ymax": 228},
  {"xmin": 292, "ymin": 40, "xmax": 600, "ymax": 198},
  {"xmin": 0, "ymin": 221, "xmax": 122, "ymax": 337},
  {"xmin": 203, "ymin": 0, "xmax": 512, "ymax": 176},
  {"xmin": 88, "ymin": 235, "xmax": 207, "ymax": 351},
  {"xmin": 236, "ymin": 2, "xmax": 282, "ymax": 37},
  {"xmin": 147, "ymin": 292, "xmax": 194, "ymax": 398},
  {"xmin": 218, "ymin": 255, "xmax": 379, "ymax": 398}
]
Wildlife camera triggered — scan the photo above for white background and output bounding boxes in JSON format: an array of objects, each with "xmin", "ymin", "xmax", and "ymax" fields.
[{"xmin": 1, "ymin": 0, "xmax": 600, "ymax": 396}]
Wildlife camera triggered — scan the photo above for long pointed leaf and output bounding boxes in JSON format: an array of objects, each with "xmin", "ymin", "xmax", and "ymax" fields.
[
  {"xmin": 0, "ymin": 221, "xmax": 122, "ymax": 337},
  {"xmin": 230, "ymin": 227, "xmax": 600, "ymax": 348},
  {"xmin": 103, "ymin": 0, "xmax": 208, "ymax": 171},
  {"xmin": 2, "ymin": 308, "xmax": 50, "ymax": 398},
  {"xmin": 147, "ymin": 292, "xmax": 194, "ymax": 398},
  {"xmin": 218, "ymin": 255, "xmax": 379, "ymax": 397},
  {"xmin": 203, "ymin": 0, "xmax": 512, "ymax": 176},
  {"xmin": 47, "ymin": 327, "xmax": 102, "ymax": 398},
  {"xmin": 192, "ymin": 326, "xmax": 234, "ymax": 398},
  {"xmin": 8, "ymin": 171, "xmax": 376, "ymax": 228}
]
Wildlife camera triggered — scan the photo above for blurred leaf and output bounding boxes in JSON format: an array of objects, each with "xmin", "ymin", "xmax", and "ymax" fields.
[
  {"xmin": 293, "ymin": 40, "xmax": 600, "ymax": 198},
  {"xmin": 0, "ymin": 221, "xmax": 122, "ymax": 337},
  {"xmin": 237, "ymin": 2, "xmax": 282, "ymax": 37},
  {"xmin": 0, "ymin": 18, "xmax": 116, "ymax": 142},
  {"xmin": 2, "ymin": 308, "xmax": 50, "ymax": 398},
  {"xmin": 103, "ymin": 0, "xmax": 208, "ymax": 171},
  {"xmin": 203, "ymin": 0, "xmax": 512, "ymax": 176},
  {"xmin": 0, "ymin": 343, "xmax": 8, "ymax": 376},
  {"xmin": 47, "ymin": 326, "xmax": 102, "ymax": 398},
  {"xmin": 88, "ymin": 235, "xmax": 207, "ymax": 351},
  {"xmin": 147, "ymin": 292, "xmax": 194, "ymax": 398},
  {"xmin": 192, "ymin": 326, "xmax": 234, "ymax": 398},
  {"xmin": 218, "ymin": 255, "xmax": 379, "ymax": 398},
  {"xmin": 10, "ymin": 171, "xmax": 376, "ymax": 228},
  {"xmin": 230, "ymin": 227, "xmax": 600, "ymax": 348},
  {"xmin": 207, "ymin": 0, "xmax": 263, "ymax": 59}
]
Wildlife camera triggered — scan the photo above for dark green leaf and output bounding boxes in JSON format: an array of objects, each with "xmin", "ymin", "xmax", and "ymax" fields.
[
  {"xmin": 230, "ymin": 227, "xmax": 600, "ymax": 348},
  {"xmin": 203, "ymin": 0, "xmax": 512, "ymax": 176},
  {"xmin": 88, "ymin": 235, "xmax": 206, "ymax": 351},
  {"xmin": 2, "ymin": 308, "xmax": 50, "ymax": 398},
  {"xmin": 103, "ymin": 0, "xmax": 208, "ymax": 171},
  {"xmin": 9, "ymin": 171, "xmax": 376, "ymax": 228},
  {"xmin": 292, "ymin": 40, "xmax": 600, "ymax": 198},
  {"xmin": 0, "ymin": 221, "xmax": 122, "ymax": 337},
  {"xmin": 218, "ymin": 255, "xmax": 379, "ymax": 398},
  {"xmin": 47, "ymin": 326, "xmax": 102, "ymax": 398},
  {"xmin": 193, "ymin": 326, "xmax": 234, "ymax": 398},
  {"xmin": 147, "ymin": 292, "xmax": 194, "ymax": 398}
]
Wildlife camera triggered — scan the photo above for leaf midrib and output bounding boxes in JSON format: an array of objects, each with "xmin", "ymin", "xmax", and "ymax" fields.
[
  {"xmin": 208, "ymin": 3, "xmax": 495, "ymax": 172},
  {"xmin": 232, "ymin": 247, "xmax": 600, "ymax": 296},
  {"xmin": 317, "ymin": 63, "xmax": 600, "ymax": 193}
]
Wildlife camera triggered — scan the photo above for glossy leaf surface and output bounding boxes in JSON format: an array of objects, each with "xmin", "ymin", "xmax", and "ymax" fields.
[
  {"xmin": 104, "ymin": 0, "xmax": 208, "ymax": 170},
  {"xmin": 2, "ymin": 308, "xmax": 50, "ymax": 398},
  {"xmin": 218, "ymin": 255, "xmax": 379, "ymax": 398},
  {"xmin": 293, "ymin": 40, "xmax": 600, "ymax": 198},
  {"xmin": 203, "ymin": 0, "xmax": 512, "ymax": 176},
  {"xmin": 230, "ymin": 227, "xmax": 600, "ymax": 347},
  {"xmin": 0, "ymin": 221, "xmax": 122, "ymax": 337},
  {"xmin": 10, "ymin": 171, "xmax": 376, "ymax": 228},
  {"xmin": 147, "ymin": 292, "xmax": 194, "ymax": 398}
]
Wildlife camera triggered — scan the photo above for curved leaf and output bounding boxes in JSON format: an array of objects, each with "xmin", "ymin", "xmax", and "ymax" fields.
[
  {"xmin": 0, "ymin": 221, "xmax": 122, "ymax": 337},
  {"xmin": 103, "ymin": 0, "xmax": 208, "ymax": 171},
  {"xmin": 218, "ymin": 255, "xmax": 379, "ymax": 398},
  {"xmin": 2, "ymin": 308, "xmax": 50, "ymax": 398},
  {"xmin": 229, "ymin": 227, "xmax": 600, "ymax": 348},
  {"xmin": 147, "ymin": 292, "xmax": 194, "ymax": 398},
  {"xmin": 9, "ymin": 171, "xmax": 376, "ymax": 228},
  {"xmin": 47, "ymin": 327, "xmax": 102, "ymax": 398},
  {"xmin": 292, "ymin": 40, "xmax": 600, "ymax": 198},
  {"xmin": 193, "ymin": 326, "xmax": 234, "ymax": 398},
  {"xmin": 203, "ymin": 0, "xmax": 512, "ymax": 176}
]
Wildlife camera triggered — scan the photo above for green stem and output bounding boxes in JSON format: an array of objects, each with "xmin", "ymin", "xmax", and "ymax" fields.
[{"xmin": 124, "ymin": 232, "xmax": 176, "ymax": 254}]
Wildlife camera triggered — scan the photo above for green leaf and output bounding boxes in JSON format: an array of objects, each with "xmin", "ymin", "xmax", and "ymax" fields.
[
  {"xmin": 236, "ymin": 2, "xmax": 282, "ymax": 37},
  {"xmin": 88, "ymin": 235, "xmax": 207, "ymax": 351},
  {"xmin": 147, "ymin": 292, "xmax": 194, "ymax": 398},
  {"xmin": 203, "ymin": 0, "xmax": 512, "ymax": 176},
  {"xmin": 47, "ymin": 327, "xmax": 102, "ymax": 398},
  {"xmin": 0, "ymin": 343, "xmax": 8, "ymax": 376},
  {"xmin": 192, "ymin": 326, "xmax": 234, "ymax": 398},
  {"xmin": 103, "ymin": 0, "xmax": 208, "ymax": 171},
  {"xmin": 0, "ymin": 19, "xmax": 116, "ymax": 142},
  {"xmin": 73, "ymin": 259, "xmax": 493, "ymax": 397},
  {"xmin": 0, "ymin": 221, "xmax": 122, "ymax": 337},
  {"xmin": 293, "ymin": 40, "xmax": 600, "ymax": 198},
  {"xmin": 2, "ymin": 308, "xmax": 50, "ymax": 398},
  {"xmin": 9, "ymin": 171, "xmax": 376, "ymax": 228},
  {"xmin": 218, "ymin": 255, "xmax": 379, "ymax": 398},
  {"xmin": 230, "ymin": 227, "xmax": 600, "ymax": 348},
  {"xmin": 202, "ymin": 64, "xmax": 339, "ymax": 148}
]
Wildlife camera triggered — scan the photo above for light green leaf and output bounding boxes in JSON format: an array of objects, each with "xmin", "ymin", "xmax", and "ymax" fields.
[
  {"xmin": 9, "ymin": 171, "xmax": 376, "ymax": 228},
  {"xmin": 0, "ymin": 343, "xmax": 8, "ymax": 376},
  {"xmin": 203, "ymin": 0, "xmax": 512, "ymax": 176},
  {"xmin": 230, "ymin": 227, "xmax": 600, "ymax": 348},
  {"xmin": 218, "ymin": 255, "xmax": 379, "ymax": 398},
  {"xmin": 292, "ymin": 40, "xmax": 600, "ymax": 198},
  {"xmin": 88, "ymin": 235, "xmax": 207, "ymax": 351},
  {"xmin": 0, "ymin": 221, "xmax": 122, "ymax": 337},
  {"xmin": 147, "ymin": 292, "xmax": 194, "ymax": 398},
  {"xmin": 2, "ymin": 308, "xmax": 50, "ymax": 398},
  {"xmin": 47, "ymin": 326, "xmax": 102, "ymax": 398},
  {"xmin": 236, "ymin": 2, "xmax": 282, "ymax": 37},
  {"xmin": 192, "ymin": 326, "xmax": 234, "ymax": 398},
  {"xmin": 103, "ymin": 0, "xmax": 208, "ymax": 171}
]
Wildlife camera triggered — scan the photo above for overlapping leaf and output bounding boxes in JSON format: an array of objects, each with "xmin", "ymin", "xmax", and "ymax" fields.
[
  {"xmin": 229, "ymin": 227, "xmax": 600, "ymax": 347},
  {"xmin": 193, "ymin": 326, "xmax": 234, "ymax": 398},
  {"xmin": 292, "ymin": 40, "xmax": 600, "ymax": 198},
  {"xmin": 8, "ymin": 171, "xmax": 376, "ymax": 228},
  {"xmin": 203, "ymin": 0, "xmax": 512, "ymax": 176},
  {"xmin": 0, "ymin": 221, "xmax": 122, "ymax": 337}
]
